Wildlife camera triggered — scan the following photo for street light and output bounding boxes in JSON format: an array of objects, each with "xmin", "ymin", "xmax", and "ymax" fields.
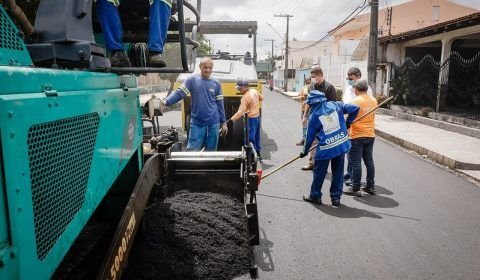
[{"xmin": 266, "ymin": 23, "xmax": 285, "ymax": 43}]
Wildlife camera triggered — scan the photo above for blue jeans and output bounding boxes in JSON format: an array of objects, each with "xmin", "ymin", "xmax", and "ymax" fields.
[
  {"xmin": 309, "ymin": 154, "xmax": 345, "ymax": 201},
  {"xmin": 96, "ymin": 0, "xmax": 171, "ymax": 53},
  {"xmin": 248, "ymin": 117, "xmax": 261, "ymax": 153},
  {"xmin": 187, "ymin": 123, "xmax": 220, "ymax": 151},
  {"xmin": 350, "ymin": 137, "xmax": 375, "ymax": 190}
]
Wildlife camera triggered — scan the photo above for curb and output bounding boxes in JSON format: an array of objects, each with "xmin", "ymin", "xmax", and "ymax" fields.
[
  {"xmin": 273, "ymin": 88, "xmax": 300, "ymax": 101},
  {"xmin": 457, "ymin": 170, "xmax": 480, "ymax": 184},
  {"xmin": 375, "ymin": 128, "xmax": 480, "ymax": 170}
]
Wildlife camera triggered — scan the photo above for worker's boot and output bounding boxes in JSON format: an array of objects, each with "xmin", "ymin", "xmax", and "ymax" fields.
[
  {"xmin": 302, "ymin": 195, "xmax": 322, "ymax": 205},
  {"xmin": 148, "ymin": 52, "xmax": 167, "ymax": 68},
  {"xmin": 109, "ymin": 51, "xmax": 131, "ymax": 67},
  {"xmin": 301, "ymin": 163, "xmax": 313, "ymax": 171}
]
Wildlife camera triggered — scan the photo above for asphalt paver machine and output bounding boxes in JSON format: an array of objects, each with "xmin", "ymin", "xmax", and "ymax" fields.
[{"xmin": 0, "ymin": 1, "xmax": 260, "ymax": 279}]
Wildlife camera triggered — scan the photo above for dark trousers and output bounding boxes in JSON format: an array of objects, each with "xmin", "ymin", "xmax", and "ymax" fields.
[
  {"xmin": 309, "ymin": 154, "xmax": 345, "ymax": 200},
  {"xmin": 350, "ymin": 137, "xmax": 375, "ymax": 190},
  {"xmin": 345, "ymin": 152, "xmax": 352, "ymax": 179}
]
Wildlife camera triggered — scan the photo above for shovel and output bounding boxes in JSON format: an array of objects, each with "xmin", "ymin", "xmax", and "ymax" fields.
[{"xmin": 261, "ymin": 96, "xmax": 394, "ymax": 180}]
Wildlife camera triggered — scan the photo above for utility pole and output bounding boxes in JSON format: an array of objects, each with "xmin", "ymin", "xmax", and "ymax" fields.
[
  {"xmin": 274, "ymin": 14, "xmax": 293, "ymax": 92},
  {"xmin": 367, "ymin": 0, "xmax": 379, "ymax": 95},
  {"xmin": 264, "ymin": 39, "xmax": 275, "ymax": 81}
]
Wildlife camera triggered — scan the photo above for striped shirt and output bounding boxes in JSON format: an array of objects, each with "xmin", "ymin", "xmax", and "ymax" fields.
[{"xmin": 165, "ymin": 74, "xmax": 226, "ymax": 125}]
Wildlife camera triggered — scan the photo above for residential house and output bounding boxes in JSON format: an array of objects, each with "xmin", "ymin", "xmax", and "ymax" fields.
[
  {"xmin": 326, "ymin": 0, "xmax": 478, "ymax": 93},
  {"xmin": 273, "ymin": 40, "xmax": 330, "ymax": 91},
  {"xmin": 379, "ymin": 12, "xmax": 480, "ymax": 120}
]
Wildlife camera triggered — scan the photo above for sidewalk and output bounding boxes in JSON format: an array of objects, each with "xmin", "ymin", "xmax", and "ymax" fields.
[
  {"xmin": 273, "ymin": 88, "xmax": 480, "ymax": 182},
  {"xmin": 375, "ymin": 115, "xmax": 480, "ymax": 177}
]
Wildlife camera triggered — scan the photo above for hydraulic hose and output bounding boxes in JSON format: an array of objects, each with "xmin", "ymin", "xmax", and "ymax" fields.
[{"xmin": 4, "ymin": 0, "xmax": 39, "ymax": 39}]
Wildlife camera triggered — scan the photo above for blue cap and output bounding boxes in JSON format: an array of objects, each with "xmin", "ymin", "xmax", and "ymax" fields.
[{"xmin": 236, "ymin": 79, "xmax": 249, "ymax": 89}]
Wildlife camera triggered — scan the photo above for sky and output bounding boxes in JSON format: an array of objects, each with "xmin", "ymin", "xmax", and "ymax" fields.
[{"xmin": 187, "ymin": 0, "xmax": 480, "ymax": 60}]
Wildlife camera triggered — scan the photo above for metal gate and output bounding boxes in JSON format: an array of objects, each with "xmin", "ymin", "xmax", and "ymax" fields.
[
  {"xmin": 391, "ymin": 55, "xmax": 440, "ymax": 108},
  {"xmin": 439, "ymin": 52, "xmax": 480, "ymax": 120},
  {"xmin": 391, "ymin": 52, "xmax": 480, "ymax": 121}
]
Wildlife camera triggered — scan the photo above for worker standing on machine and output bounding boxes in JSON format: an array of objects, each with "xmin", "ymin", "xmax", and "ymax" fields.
[
  {"xmin": 162, "ymin": 57, "xmax": 228, "ymax": 151},
  {"xmin": 228, "ymin": 79, "xmax": 264, "ymax": 161},
  {"xmin": 95, "ymin": 0, "xmax": 171, "ymax": 67}
]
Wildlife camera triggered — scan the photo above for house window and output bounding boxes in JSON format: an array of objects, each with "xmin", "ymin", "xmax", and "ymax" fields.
[{"xmin": 432, "ymin": 5, "xmax": 440, "ymax": 22}]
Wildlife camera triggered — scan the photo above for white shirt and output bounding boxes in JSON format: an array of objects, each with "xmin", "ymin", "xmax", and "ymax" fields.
[{"xmin": 342, "ymin": 83, "xmax": 373, "ymax": 104}]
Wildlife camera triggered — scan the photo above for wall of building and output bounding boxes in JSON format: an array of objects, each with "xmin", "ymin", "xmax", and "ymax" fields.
[
  {"xmin": 136, "ymin": 74, "xmax": 171, "ymax": 94},
  {"xmin": 331, "ymin": 0, "xmax": 477, "ymax": 40},
  {"xmin": 294, "ymin": 68, "xmax": 311, "ymax": 92}
]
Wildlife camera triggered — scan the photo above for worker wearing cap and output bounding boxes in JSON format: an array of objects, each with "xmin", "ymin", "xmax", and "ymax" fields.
[
  {"xmin": 162, "ymin": 57, "xmax": 228, "ymax": 151},
  {"xmin": 228, "ymin": 79, "xmax": 264, "ymax": 160},
  {"xmin": 96, "ymin": 0, "xmax": 171, "ymax": 67},
  {"xmin": 300, "ymin": 90, "xmax": 359, "ymax": 207}
]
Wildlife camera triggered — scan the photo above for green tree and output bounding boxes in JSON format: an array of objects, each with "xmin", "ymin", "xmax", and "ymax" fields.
[{"xmin": 197, "ymin": 33, "xmax": 213, "ymax": 56}]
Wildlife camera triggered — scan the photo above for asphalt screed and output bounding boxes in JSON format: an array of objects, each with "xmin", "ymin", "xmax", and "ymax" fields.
[{"xmin": 123, "ymin": 190, "xmax": 251, "ymax": 280}]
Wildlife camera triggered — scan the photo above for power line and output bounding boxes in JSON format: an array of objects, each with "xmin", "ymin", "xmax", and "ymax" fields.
[
  {"xmin": 265, "ymin": 22, "xmax": 285, "ymax": 43},
  {"xmin": 274, "ymin": 0, "xmax": 294, "ymax": 27},
  {"xmin": 293, "ymin": 0, "xmax": 332, "ymax": 29},
  {"xmin": 289, "ymin": 1, "xmax": 369, "ymax": 52},
  {"xmin": 279, "ymin": 0, "xmax": 297, "ymax": 14},
  {"xmin": 286, "ymin": 0, "xmax": 308, "ymax": 15}
]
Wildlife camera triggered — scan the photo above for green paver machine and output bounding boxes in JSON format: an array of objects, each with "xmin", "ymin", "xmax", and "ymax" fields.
[
  {"xmin": 0, "ymin": 0, "xmax": 188, "ymax": 279},
  {"xmin": 0, "ymin": 1, "xmax": 261, "ymax": 279}
]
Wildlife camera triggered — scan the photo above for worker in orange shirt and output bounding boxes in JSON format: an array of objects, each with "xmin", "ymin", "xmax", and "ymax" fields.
[
  {"xmin": 229, "ymin": 79, "xmax": 264, "ymax": 161},
  {"xmin": 343, "ymin": 80, "xmax": 378, "ymax": 196}
]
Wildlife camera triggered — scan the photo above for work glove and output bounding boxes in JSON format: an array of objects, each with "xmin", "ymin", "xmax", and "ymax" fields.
[
  {"xmin": 146, "ymin": 97, "xmax": 165, "ymax": 118},
  {"xmin": 299, "ymin": 151, "xmax": 307, "ymax": 158},
  {"xmin": 220, "ymin": 122, "xmax": 228, "ymax": 137}
]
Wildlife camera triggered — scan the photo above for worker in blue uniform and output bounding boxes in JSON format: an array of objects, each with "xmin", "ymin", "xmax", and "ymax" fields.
[
  {"xmin": 162, "ymin": 57, "xmax": 228, "ymax": 151},
  {"xmin": 300, "ymin": 90, "xmax": 359, "ymax": 207},
  {"xmin": 96, "ymin": 0, "xmax": 172, "ymax": 67}
]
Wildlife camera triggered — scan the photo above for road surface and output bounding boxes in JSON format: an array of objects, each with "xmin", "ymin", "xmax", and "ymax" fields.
[{"xmin": 157, "ymin": 87, "xmax": 480, "ymax": 279}]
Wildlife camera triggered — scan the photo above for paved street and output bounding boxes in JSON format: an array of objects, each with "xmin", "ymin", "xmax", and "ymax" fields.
[{"xmin": 158, "ymin": 87, "xmax": 480, "ymax": 279}]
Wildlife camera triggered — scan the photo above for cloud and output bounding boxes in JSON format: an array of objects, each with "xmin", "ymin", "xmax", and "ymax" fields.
[{"xmin": 194, "ymin": 0, "xmax": 479, "ymax": 60}]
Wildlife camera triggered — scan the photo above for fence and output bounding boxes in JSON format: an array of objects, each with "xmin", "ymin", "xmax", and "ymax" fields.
[
  {"xmin": 391, "ymin": 55, "xmax": 440, "ymax": 108},
  {"xmin": 439, "ymin": 52, "xmax": 480, "ymax": 120},
  {"xmin": 391, "ymin": 52, "xmax": 480, "ymax": 121}
]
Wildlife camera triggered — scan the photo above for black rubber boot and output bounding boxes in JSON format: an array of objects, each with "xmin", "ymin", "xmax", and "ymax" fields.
[
  {"xmin": 109, "ymin": 51, "xmax": 131, "ymax": 67},
  {"xmin": 148, "ymin": 52, "xmax": 167, "ymax": 68}
]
